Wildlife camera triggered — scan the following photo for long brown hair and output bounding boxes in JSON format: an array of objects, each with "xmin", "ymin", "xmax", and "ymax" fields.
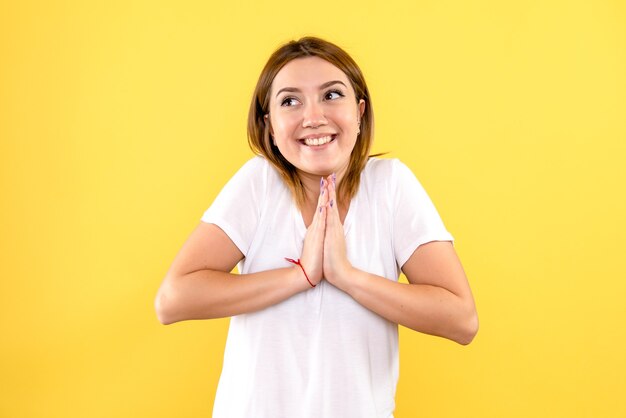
[{"xmin": 247, "ymin": 36, "xmax": 375, "ymax": 208}]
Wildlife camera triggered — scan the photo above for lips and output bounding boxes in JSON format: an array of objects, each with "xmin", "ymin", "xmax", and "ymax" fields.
[{"xmin": 300, "ymin": 134, "xmax": 336, "ymax": 147}]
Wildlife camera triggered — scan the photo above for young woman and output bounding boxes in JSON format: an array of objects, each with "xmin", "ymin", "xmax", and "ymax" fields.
[{"xmin": 155, "ymin": 36, "xmax": 478, "ymax": 418}]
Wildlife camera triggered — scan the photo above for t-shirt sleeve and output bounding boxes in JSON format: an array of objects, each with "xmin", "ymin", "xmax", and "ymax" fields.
[
  {"xmin": 391, "ymin": 159, "xmax": 454, "ymax": 269},
  {"xmin": 200, "ymin": 157, "xmax": 264, "ymax": 256}
]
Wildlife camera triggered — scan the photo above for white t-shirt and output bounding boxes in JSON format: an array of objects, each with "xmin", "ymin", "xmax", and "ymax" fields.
[{"xmin": 201, "ymin": 156, "xmax": 453, "ymax": 418}]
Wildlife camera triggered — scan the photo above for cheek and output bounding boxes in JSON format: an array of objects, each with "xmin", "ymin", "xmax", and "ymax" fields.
[
  {"xmin": 272, "ymin": 114, "xmax": 299, "ymax": 138},
  {"xmin": 339, "ymin": 114, "xmax": 358, "ymax": 132},
  {"xmin": 333, "ymin": 106, "xmax": 358, "ymax": 126}
]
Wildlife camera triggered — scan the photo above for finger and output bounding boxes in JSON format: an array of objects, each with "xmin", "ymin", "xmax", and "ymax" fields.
[
  {"xmin": 320, "ymin": 178, "xmax": 329, "ymax": 207},
  {"xmin": 326, "ymin": 174, "xmax": 339, "ymax": 217},
  {"xmin": 313, "ymin": 178, "xmax": 329, "ymax": 228}
]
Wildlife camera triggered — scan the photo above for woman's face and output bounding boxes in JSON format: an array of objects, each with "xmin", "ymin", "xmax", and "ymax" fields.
[{"xmin": 268, "ymin": 56, "xmax": 365, "ymax": 179}]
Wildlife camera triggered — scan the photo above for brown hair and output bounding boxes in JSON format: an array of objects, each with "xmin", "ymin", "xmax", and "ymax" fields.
[{"xmin": 247, "ymin": 36, "xmax": 375, "ymax": 208}]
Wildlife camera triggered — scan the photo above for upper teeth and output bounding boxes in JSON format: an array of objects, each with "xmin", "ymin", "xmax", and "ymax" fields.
[{"xmin": 304, "ymin": 136, "xmax": 333, "ymax": 146}]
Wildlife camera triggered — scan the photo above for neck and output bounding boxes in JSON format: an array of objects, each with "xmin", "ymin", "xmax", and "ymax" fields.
[{"xmin": 297, "ymin": 165, "xmax": 349, "ymax": 207}]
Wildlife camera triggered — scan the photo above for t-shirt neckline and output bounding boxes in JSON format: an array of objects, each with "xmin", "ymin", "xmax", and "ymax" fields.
[{"xmin": 292, "ymin": 192, "xmax": 357, "ymax": 238}]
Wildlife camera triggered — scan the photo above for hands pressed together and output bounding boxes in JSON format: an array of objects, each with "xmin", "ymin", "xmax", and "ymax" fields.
[{"xmin": 298, "ymin": 174, "xmax": 354, "ymax": 290}]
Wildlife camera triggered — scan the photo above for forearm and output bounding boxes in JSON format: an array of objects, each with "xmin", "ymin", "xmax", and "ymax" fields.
[
  {"xmin": 341, "ymin": 268, "xmax": 478, "ymax": 345},
  {"xmin": 155, "ymin": 267, "xmax": 309, "ymax": 324}
]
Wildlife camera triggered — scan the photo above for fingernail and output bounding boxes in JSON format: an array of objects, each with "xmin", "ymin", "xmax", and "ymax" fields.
[
  {"xmin": 320, "ymin": 177, "xmax": 324, "ymax": 189},
  {"xmin": 319, "ymin": 206, "xmax": 322, "ymax": 213},
  {"xmin": 332, "ymin": 173, "xmax": 336, "ymax": 185},
  {"xmin": 330, "ymin": 199, "xmax": 334, "ymax": 208}
]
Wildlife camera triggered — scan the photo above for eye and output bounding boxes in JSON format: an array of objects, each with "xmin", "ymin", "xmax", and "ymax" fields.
[
  {"xmin": 324, "ymin": 89, "xmax": 345, "ymax": 100},
  {"xmin": 280, "ymin": 96, "xmax": 300, "ymax": 107}
]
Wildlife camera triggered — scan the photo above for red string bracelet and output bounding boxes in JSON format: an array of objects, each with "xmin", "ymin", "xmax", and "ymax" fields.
[{"xmin": 284, "ymin": 258, "xmax": 316, "ymax": 288}]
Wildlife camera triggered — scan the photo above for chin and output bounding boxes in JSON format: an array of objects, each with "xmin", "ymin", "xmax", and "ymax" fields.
[
  {"xmin": 301, "ymin": 167, "xmax": 333, "ymax": 177},
  {"xmin": 291, "ymin": 155, "xmax": 349, "ymax": 178},
  {"xmin": 303, "ymin": 161, "xmax": 342, "ymax": 176}
]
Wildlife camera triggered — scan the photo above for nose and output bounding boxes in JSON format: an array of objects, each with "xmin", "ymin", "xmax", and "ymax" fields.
[{"xmin": 302, "ymin": 101, "xmax": 327, "ymax": 128}]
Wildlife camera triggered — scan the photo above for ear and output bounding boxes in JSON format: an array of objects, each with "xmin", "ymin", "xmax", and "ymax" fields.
[
  {"xmin": 264, "ymin": 113, "xmax": 274, "ymax": 136},
  {"xmin": 264, "ymin": 114, "xmax": 277, "ymax": 146},
  {"xmin": 358, "ymin": 99, "xmax": 365, "ymax": 119}
]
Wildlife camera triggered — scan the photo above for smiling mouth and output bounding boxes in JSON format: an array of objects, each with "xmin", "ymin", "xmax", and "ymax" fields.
[{"xmin": 300, "ymin": 135, "xmax": 336, "ymax": 147}]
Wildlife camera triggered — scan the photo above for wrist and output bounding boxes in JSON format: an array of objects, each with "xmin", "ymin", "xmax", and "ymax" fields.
[
  {"xmin": 285, "ymin": 258, "xmax": 317, "ymax": 290},
  {"xmin": 327, "ymin": 263, "xmax": 356, "ymax": 292}
]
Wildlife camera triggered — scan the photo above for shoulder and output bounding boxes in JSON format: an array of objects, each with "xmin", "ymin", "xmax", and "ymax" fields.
[
  {"xmin": 359, "ymin": 158, "xmax": 428, "ymax": 207},
  {"xmin": 362, "ymin": 157, "xmax": 413, "ymax": 182},
  {"xmin": 236, "ymin": 155, "xmax": 270, "ymax": 175},
  {"xmin": 212, "ymin": 156, "xmax": 272, "ymax": 203},
  {"xmin": 226, "ymin": 156, "xmax": 288, "ymax": 207},
  {"xmin": 230, "ymin": 156, "xmax": 280, "ymax": 185},
  {"xmin": 358, "ymin": 158, "xmax": 408, "ymax": 207},
  {"xmin": 205, "ymin": 157, "xmax": 274, "ymax": 218}
]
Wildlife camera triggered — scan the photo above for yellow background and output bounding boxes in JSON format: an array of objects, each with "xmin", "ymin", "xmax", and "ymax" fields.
[{"xmin": 2, "ymin": 0, "xmax": 625, "ymax": 417}]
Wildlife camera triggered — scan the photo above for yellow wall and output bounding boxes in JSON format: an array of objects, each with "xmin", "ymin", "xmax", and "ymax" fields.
[{"xmin": 2, "ymin": 1, "xmax": 625, "ymax": 417}]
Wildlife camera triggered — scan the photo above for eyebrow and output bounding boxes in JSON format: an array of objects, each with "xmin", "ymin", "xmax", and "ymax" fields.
[{"xmin": 275, "ymin": 80, "xmax": 348, "ymax": 98}]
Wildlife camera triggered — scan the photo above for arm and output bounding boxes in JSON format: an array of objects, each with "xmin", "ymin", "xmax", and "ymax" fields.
[
  {"xmin": 154, "ymin": 223, "xmax": 306, "ymax": 324},
  {"xmin": 155, "ymin": 183, "xmax": 329, "ymax": 325},
  {"xmin": 322, "ymin": 177, "xmax": 478, "ymax": 345},
  {"xmin": 333, "ymin": 241, "xmax": 478, "ymax": 345}
]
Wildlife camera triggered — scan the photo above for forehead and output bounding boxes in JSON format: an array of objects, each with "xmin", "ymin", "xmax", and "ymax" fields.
[{"xmin": 271, "ymin": 56, "xmax": 351, "ymax": 93}]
